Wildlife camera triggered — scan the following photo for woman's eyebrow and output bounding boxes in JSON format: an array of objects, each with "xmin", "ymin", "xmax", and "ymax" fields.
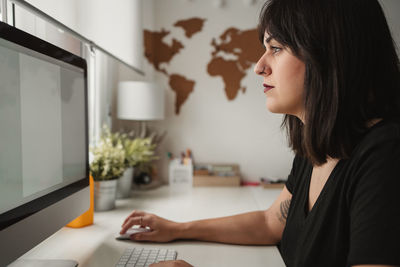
[{"xmin": 265, "ymin": 36, "xmax": 274, "ymax": 44}]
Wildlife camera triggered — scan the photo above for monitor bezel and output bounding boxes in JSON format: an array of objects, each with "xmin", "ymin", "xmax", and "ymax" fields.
[{"xmin": 0, "ymin": 21, "xmax": 89, "ymax": 231}]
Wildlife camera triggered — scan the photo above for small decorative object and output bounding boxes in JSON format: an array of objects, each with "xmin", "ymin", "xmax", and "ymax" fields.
[{"xmin": 90, "ymin": 125, "xmax": 125, "ymax": 211}]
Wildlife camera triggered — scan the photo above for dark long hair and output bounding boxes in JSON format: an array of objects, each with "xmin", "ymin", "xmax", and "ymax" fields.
[{"xmin": 258, "ymin": 0, "xmax": 400, "ymax": 165}]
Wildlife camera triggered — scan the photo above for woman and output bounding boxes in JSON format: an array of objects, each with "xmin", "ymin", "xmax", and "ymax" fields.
[{"xmin": 120, "ymin": 0, "xmax": 400, "ymax": 266}]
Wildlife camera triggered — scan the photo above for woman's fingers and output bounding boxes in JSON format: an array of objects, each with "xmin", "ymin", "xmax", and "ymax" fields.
[
  {"xmin": 130, "ymin": 230, "xmax": 157, "ymax": 241},
  {"xmin": 122, "ymin": 210, "xmax": 145, "ymax": 226},
  {"xmin": 120, "ymin": 215, "xmax": 149, "ymax": 234},
  {"xmin": 120, "ymin": 213, "xmax": 179, "ymax": 243}
]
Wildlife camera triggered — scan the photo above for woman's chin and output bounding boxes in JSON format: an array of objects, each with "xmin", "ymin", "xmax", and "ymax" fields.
[{"xmin": 266, "ymin": 102, "xmax": 282, "ymax": 114}]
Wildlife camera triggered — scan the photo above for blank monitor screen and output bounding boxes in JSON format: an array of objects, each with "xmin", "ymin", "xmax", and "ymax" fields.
[
  {"xmin": 0, "ymin": 21, "xmax": 89, "ymax": 266},
  {"xmin": 0, "ymin": 38, "xmax": 87, "ymax": 214}
]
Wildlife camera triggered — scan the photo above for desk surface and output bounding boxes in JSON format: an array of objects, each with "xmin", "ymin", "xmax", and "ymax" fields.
[{"xmin": 21, "ymin": 186, "xmax": 285, "ymax": 267}]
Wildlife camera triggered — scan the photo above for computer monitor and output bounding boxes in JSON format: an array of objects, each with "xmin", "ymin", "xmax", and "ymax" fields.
[{"xmin": 0, "ymin": 21, "xmax": 89, "ymax": 266}]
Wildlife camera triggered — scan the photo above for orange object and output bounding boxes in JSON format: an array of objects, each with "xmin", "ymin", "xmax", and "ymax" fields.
[{"xmin": 66, "ymin": 175, "xmax": 94, "ymax": 228}]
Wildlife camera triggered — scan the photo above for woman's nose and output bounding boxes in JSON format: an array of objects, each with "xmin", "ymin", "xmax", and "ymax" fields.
[{"xmin": 254, "ymin": 55, "xmax": 270, "ymax": 76}]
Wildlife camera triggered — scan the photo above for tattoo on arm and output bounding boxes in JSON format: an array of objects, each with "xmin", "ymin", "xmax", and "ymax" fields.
[{"xmin": 277, "ymin": 199, "xmax": 291, "ymax": 224}]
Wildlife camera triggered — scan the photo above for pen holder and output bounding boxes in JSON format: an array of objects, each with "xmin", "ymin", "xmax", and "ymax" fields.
[{"xmin": 168, "ymin": 159, "xmax": 193, "ymax": 190}]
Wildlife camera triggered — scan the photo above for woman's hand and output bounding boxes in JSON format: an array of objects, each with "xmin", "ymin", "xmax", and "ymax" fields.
[
  {"xmin": 149, "ymin": 260, "xmax": 193, "ymax": 267},
  {"xmin": 120, "ymin": 210, "xmax": 182, "ymax": 242}
]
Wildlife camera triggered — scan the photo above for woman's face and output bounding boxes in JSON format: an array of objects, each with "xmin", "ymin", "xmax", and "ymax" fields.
[{"xmin": 254, "ymin": 33, "xmax": 306, "ymax": 120}]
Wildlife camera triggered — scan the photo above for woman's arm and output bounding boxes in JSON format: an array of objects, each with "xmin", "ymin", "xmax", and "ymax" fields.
[
  {"xmin": 177, "ymin": 186, "xmax": 292, "ymax": 245},
  {"xmin": 121, "ymin": 186, "xmax": 292, "ymax": 245}
]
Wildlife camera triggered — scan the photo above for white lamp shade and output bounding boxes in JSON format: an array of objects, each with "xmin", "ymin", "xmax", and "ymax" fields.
[{"xmin": 117, "ymin": 81, "xmax": 165, "ymax": 120}]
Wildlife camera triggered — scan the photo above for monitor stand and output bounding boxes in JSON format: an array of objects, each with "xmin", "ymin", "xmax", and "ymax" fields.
[{"xmin": 8, "ymin": 259, "xmax": 78, "ymax": 267}]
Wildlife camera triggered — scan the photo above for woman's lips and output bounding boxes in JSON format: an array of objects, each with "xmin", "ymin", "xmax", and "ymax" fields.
[{"xmin": 263, "ymin": 83, "xmax": 274, "ymax": 93}]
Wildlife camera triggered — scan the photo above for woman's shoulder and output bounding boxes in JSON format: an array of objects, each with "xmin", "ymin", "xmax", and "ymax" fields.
[
  {"xmin": 353, "ymin": 117, "xmax": 400, "ymax": 157},
  {"xmin": 368, "ymin": 117, "xmax": 400, "ymax": 137},
  {"xmin": 292, "ymin": 154, "xmax": 312, "ymax": 171},
  {"xmin": 344, "ymin": 118, "xmax": 400, "ymax": 200}
]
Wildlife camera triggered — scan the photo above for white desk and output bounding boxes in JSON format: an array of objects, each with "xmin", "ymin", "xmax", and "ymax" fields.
[{"xmin": 20, "ymin": 186, "xmax": 285, "ymax": 267}]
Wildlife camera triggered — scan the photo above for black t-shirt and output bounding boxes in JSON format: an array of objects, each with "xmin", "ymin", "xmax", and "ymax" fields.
[{"xmin": 280, "ymin": 119, "xmax": 400, "ymax": 267}]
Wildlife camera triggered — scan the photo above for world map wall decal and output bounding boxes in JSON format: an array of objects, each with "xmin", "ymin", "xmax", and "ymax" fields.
[{"xmin": 144, "ymin": 17, "xmax": 263, "ymax": 115}]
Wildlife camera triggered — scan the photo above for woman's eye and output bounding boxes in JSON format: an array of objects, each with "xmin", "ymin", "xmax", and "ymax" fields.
[{"xmin": 270, "ymin": 46, "xmax": 282, "ymax": 54}]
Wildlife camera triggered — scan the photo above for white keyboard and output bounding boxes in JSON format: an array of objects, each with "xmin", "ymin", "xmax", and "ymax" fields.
[{"xmin": 115, "ymin": 247, "xmax": 177, "ymax": 267}]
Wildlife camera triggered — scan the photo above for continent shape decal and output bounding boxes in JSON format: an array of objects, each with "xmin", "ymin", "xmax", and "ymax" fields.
[
  {"xmin": 208, "ymin": 57, "xmax": 247, "ymax": 100},
  {"xmin": 169, "ymin": 74, "xmax": 195, "ymax": 114},
  {"xmin": 144, "ymin": 29, "xmax": 184, "ymax": 75},
  {"xmin": 174, "ymin": 17, "xmax": 206, "ymax": 38},
  {"xmin": 207, "ymin": 28, "xmax": 264, "ymax": 100}
]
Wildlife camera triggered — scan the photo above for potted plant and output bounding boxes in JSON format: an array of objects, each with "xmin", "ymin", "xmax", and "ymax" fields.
[
  {"xmin": 132, "ymin": 137, "xmax": 159, "ymax": 186},
  {"xmin": 90, "ymin": 125, "xmax": 125, "ymax": 211},
  {"xmin": 133, "ymin": 127, "xmax": 165, "ymax": 187},
  {"xmin": 117, "ymin": 135, "xmax": 158, "ymax": 198}
]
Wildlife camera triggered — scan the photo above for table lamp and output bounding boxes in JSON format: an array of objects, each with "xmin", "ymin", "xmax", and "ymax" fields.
[{"xmin": 117, "ymin": 81, "xmax": 165, "ymax": 137}]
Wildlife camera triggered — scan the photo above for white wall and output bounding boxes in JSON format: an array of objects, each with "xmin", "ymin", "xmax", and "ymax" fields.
[{"xmin": 379, "ymin": 0, "xmax": 400, "ymax": 58}]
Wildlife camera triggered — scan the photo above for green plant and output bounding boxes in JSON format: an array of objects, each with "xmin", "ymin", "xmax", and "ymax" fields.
[
  {"xmin": 90, "ymin": 125, "xmax": 126, "ymax": 181},
  {"xmin": 119, "ymin": 126, "xmax": 166, "ymax": 182},
  {"xmin": 122, "ymin": 135, "xmax": 159, "ymax": 168}
]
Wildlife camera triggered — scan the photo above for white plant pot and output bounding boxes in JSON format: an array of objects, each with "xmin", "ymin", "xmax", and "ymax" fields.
[
  {"xmin": 94, "ymin": 179, "xmax": 118, "ymax": 211},
  {"xmin": 117, "ymin": 167, "xmax": 134, "ymax": 199}
]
